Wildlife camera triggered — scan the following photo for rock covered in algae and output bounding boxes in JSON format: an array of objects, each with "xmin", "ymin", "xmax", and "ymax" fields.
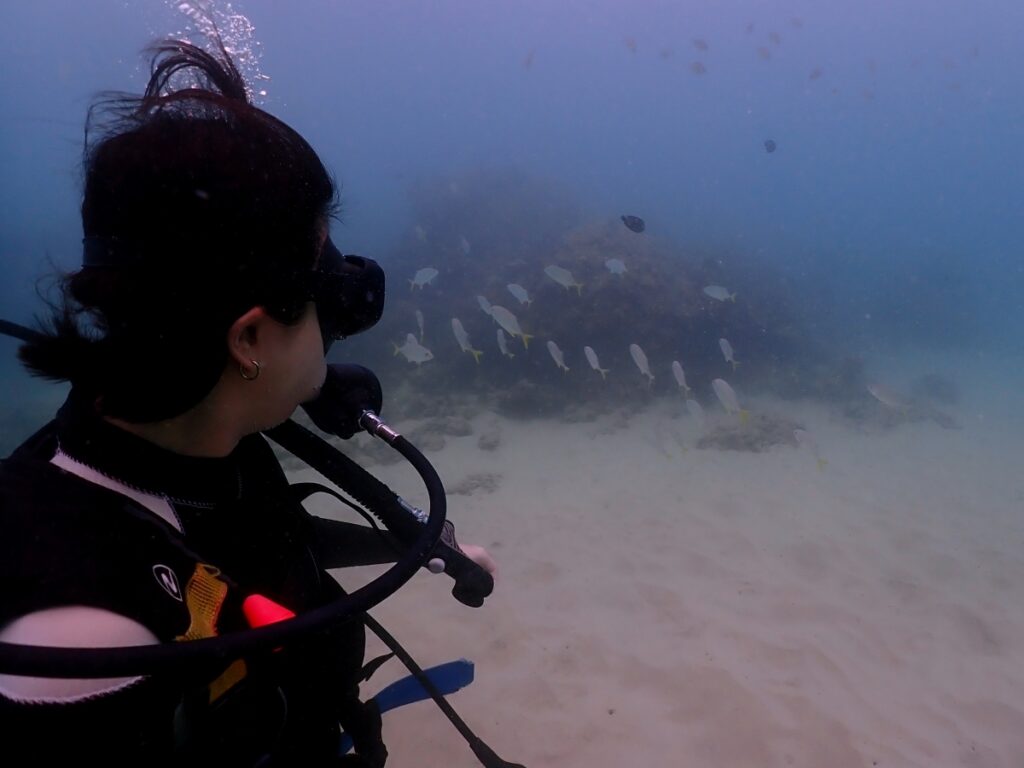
[
  {"xmin": 696, "ymin": 412, "xmax": 803, "ymax": 452},
  {"xmin": 448, "ymin": 472, "xmax": 502, "ymax": 496},
  {"xmin": 345, "ymin": 168, "xmax": 831, "ymax": 411}
]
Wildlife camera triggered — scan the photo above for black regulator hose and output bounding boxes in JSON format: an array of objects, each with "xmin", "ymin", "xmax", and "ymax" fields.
[
  {"xmin": 356, "ymin": 412, "xmax": 495, "ymax": 608},
  {"xmin": 267, "ymin": 413, "xmax": 494, "ymax": 608}
]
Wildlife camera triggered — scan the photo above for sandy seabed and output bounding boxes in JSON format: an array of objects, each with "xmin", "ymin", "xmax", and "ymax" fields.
[{"xmin": 295, "ymin": 357, "xmax": 1024, "ymax": 768}]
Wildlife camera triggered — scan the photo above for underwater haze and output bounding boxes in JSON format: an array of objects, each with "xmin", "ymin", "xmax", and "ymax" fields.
[{"xmin": 2, "ymin": 1, "xmax": 1024, "ymax": 766}]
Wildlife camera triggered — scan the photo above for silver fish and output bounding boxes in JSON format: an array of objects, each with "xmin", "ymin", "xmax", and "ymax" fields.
[
  {"xmin": 703, "ymin": 285, "xmax": 736, "ymax": 302},
  {"xmin": 415, "ymin": 309, "xmax": 425, "ymax": 342},
  {"xmin": 671, "ymin": 361, "xmax": 691, "ymax": 394},
  {"xmin": 629, "ymin": 343, "xmax": 654, "ymax": 384},
  {"xmin": 868, "ymin": 383, "xmax": 961, "ymax": 429},
  {"xmin": 410, "ymin": 267, "xmax": 439, "ymax": 289},
  {"xmin": 476, "ymin": 295, "xmax": 494, "ymax": 318},
  {"xmin": 712, "ymin": 378, "xmax": 747, "ymax": 420},
  {"xmin": 605, "ymin": 258, "xmax": 627, "ymax": 275},
  {"xmin": 451, "ymin": 318, "xmax": 482, "ymax": 364},
  {"xmin": 719, "ymin": 338, "xmax": 739, "ymax": 371},
  {"xmin": 414, "ymin": 224, "xmax": 428, "ymax": 242},
  {"xmin": 583, "ymin": 346, "xmax": 609, "ymax": 379},
  {"xmin": 393, "ymin": 333, "xmax": 434, "ymax": 365},
  {"xmin": 460, "ymin": 235, "xmax": 471, "ymax": 255},
  {"xmin": 867, "ymin": 383, "xmax": 909, "ymax": 409},
  {"xmin": 489, "ymin": 305, "xmax": 533, "ymax": 349},
  {"xmin": 544, "ymin": 265, "xmax": 583, "ymax": 294},
  {"xmin": 497, "ymin": 328, "xmax": 515, "ymax": 358},
  {"xmin": 546, "ymin": 340, "xmax": 569, "ymax": 372},
  {"xmin": 507, "ymin": 283, "xmax": 532, "ymax": 306}
]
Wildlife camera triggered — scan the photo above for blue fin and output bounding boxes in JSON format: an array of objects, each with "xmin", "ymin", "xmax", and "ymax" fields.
[{"xmin": 340, "ymin": 659, "xmax": 475, "ymax": 754}]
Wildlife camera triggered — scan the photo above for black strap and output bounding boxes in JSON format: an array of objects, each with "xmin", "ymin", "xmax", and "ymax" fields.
[
  {"xmin": 266, "ymin": 421, "xmax": 426, "ymax": 543},
  {"xmin": 0, "ymin": 319, "xmax": 43, "ymax": 344},
  {"xmin": 359, "ymin": 652, "xmax": 395, "ymax": 683}
]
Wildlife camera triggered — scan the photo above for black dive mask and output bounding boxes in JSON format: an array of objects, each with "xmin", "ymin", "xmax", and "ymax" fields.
[
  {"xmin": 82, "ymin": 235, "xmax": 386, "ymax": 353},
  {"xmin": 311, "ymin": 238, "xmax": 386, "ymax": 352}
]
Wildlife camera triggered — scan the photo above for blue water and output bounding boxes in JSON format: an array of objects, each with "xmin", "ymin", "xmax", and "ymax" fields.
[
  {"xmin": 1, "ymin": 0, "xmax": 1021, "ymax": 422},
  {"xmin": 0, "ymin": 2, "xmax": 1017, "ymax": 424},
  {"xmin": 1, "ymin": 1, "xmax": 1020, "ymax": 368}
]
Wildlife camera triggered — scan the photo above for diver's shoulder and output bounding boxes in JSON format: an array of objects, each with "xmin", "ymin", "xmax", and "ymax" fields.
[
  {"xmin": 0, "ymin": 426, "xmax": 84, "ymax": 513},
  {"xmin": 3, "ymin": 417, "xmax": 59, "ymax": 464}
]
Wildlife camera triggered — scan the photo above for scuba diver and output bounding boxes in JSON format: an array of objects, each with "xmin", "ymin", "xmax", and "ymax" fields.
[{"xmin": 0, "ymin": 39, "xmax": 512, "ymax": 767}]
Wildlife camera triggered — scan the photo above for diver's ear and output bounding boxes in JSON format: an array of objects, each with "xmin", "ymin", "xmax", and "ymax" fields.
[{"xmin": 225, "ymin": 306, "xmax": 270, "ymax": 366}]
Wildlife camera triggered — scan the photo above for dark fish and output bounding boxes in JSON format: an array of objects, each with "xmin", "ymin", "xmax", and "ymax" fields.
[
  {"xmin": 757, "ymin": 46, "xmax": 771, "ymax": 60},
  {"xmin": 769, "ymin": 31, "xmax": 781, "ymax": 45},
  {"xmin": 621, "ymin": 215, "xmax": 645, "ymax": 233},
  {"xmin": 690, "ymin": 61, "xmax": 707, "ymax": 75},
  {"xmin": 692, "ymin": 38, "xmax": 709, "ymax": 52},
  {"xmin": 809, "ymin": 67, "xmax": 823, "ymax": 80},
  {"xmin": 764, "ymin": 139, "xmax": 777, "ymax": 153}
]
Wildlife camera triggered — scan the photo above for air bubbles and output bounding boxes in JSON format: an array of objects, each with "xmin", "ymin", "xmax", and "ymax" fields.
[{"xmin": 166, "ymin": 0, "xmax": 270, "ymax": 103}]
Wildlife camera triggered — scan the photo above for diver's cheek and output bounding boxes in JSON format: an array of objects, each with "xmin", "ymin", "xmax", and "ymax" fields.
[
  {"xmin": 301, "ymin": 339, "xmax": 329, "ymax": 403},
  {"xmin": 311, "ymin": 322, "xmax": 329, "ymax": 385},
  {"xmin": 310, "ymin": 358, "xmax": 328, "ymax": 399},
  {"xmin": 300, "ymin": 305, "xmax": 328, "ymax": 393}
]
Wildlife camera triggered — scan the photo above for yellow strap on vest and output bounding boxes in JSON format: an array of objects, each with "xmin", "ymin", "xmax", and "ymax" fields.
[{"xmin": 175, "ymin": 563, "xmax": 248, "ymax": 703}]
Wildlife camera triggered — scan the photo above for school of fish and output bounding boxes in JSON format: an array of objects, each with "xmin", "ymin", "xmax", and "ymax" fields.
[{"xmin": 396, "ymin": 251, "xmax": 758, "ymax": 441}]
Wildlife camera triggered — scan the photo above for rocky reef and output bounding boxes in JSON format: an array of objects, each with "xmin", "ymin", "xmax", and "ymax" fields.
[{"xmin": 341, "ymin": 168, "xmax": 829, "ymax": 418}]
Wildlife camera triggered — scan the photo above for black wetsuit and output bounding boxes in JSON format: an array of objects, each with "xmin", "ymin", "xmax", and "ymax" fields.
[{"xmin": 0, "ymin": 388, "xmax": 389, "ymax": 766}]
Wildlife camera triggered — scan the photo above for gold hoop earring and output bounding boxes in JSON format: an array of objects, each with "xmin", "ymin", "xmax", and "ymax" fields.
[{"xmin": 239, "ymin": 360, "xmax": 261, "ymax": 381}]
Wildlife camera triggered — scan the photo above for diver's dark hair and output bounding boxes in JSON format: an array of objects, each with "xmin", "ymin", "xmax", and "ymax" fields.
[{"xmin": 19, "ymin": 39, "xmax": 338, "ymax": 422}]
